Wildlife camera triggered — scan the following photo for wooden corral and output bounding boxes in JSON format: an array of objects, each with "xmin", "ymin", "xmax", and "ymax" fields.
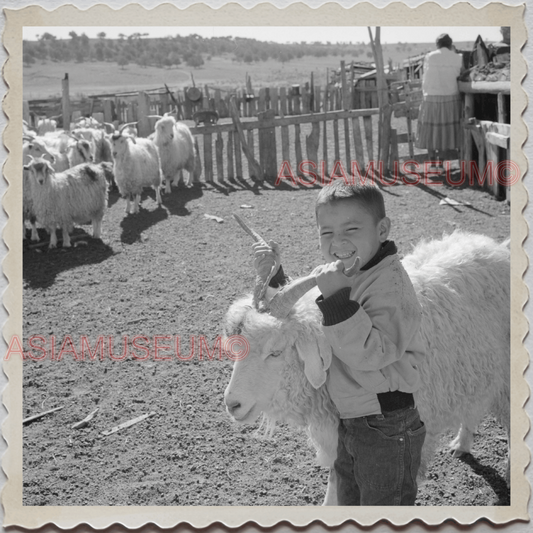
[{"xmin": 459, "ymin": 80, "xmax": 511, "ymax": 200}]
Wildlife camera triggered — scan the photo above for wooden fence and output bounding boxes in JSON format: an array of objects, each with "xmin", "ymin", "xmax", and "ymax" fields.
[{"xmin": 187, "ymin": 106, "xmax": 380, "ymax": 184}]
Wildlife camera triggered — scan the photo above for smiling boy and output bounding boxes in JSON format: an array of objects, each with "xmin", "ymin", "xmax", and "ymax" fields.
[{"xmin": 254, "ymin": 179, "xmax": 426, "ymax": 505}]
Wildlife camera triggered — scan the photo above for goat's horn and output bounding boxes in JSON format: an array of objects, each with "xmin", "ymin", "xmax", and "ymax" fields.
[
  {"xmin": 267, "ymin": 258, "xmax": 360, "ymax": 319},
  {"xmin": 267, "ymin": 275, "xmax": 318, "ymax": 319},
  {"xmin": 119, "ymin": 122, "xmax": 137, "ymax": 133}
]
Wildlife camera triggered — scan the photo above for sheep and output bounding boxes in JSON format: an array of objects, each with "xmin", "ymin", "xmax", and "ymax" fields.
[
  {"xmin": 110, "ymin": 123, "xmax": 162, "ymax": 214},
  {"xmin": 23, "ymin": 156, "xmax": 108, "ymax": 249},
  {"xmin": 152, "ymin": 113, "xmax": 197, "ymax": 193},
  {"xmin": 223, "ymin": 230, "xmax": 510, "ymax": 505}
]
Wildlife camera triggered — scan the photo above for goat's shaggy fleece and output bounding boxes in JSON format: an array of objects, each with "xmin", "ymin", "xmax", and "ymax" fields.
[
  {"xmin": 153, "ymin": 116, "xmax": 196, "ymax": 191},
  {"xmin": 25, "ymin": 158, "xmax": 108, "ymax": 247},
  {"xmin": 111, "ymin": 135, "xmax": 162, "ymax": 213},
  {"xmin": 224, "ymin": 231, "xmax": 510, "ymax": 480}
]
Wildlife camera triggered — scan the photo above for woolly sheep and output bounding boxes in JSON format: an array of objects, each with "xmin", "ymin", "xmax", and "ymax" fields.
[
  {"xmin": 36, "ymin": 118, "xmax": 57, "ymax": 136},
  {"xmin": 110, "ymin": 125, "xmax": 162, "ymax": 214},
  {"xmin": 24, "ymin": 156, "xmax": 108, "ymax": 249},
  {"xmin": 223, "ymin": 231, "xmax": 510, "ymax": 505},
  {"xmin": 152, "ymin": 114, "xmax": 197, "ymax": 193}
]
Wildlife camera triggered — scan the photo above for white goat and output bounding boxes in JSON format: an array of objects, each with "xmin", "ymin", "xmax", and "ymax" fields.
[
  {"xmin": 110, "ymin": 123, "xmax": 162, "ymax": 214},
  {"xmin": 71, "ymin": 127, "xmax": 113, "ymax": 163},
  {"xmin": 36, "ymin": 118, "xmax": 57, "ymax": 136},
  {"xmin": 224, "ymin": 230, "xmax": 510, "ymax": 505},
  {"xmin": 152, "ymin": 114, "xmax": 197, "ymax": 192},
  {"xmin": 24, "ymin": 156, "xmax": 108, "ymax": 249}
]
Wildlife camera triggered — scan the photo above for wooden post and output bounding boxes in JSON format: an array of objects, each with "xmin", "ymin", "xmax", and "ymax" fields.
[
  {"xmin": 497, "ymin": 92, "xmax": 506, "ymax": 124},
  {"xmin": 62, "ymin": 73, "xmax": 71, "ymax": 131},
  {"xmin": 258, "ymin": 109, "xmax": 277, "ymax": 179},
  {"xmin": 229, "ymin": 97, "xmax": 262, "ymax": 180},
  {"xmin": 306, "ymin": 121, "xmax": 320, "ymax": 173},
  {"xmin": 363, "ymin": 115, "xmax": 374, "ymax": 162},
  {"xmin": 270, "ymin": 87, "xmax": 279, "ymax": 116},
  {"xmin": 294, "ymin": 123, "xmax": 303, "ymax": 176},
  {"xmin": 279, "ymin": 105, "xmax": 290, "ymax": 171},
  {"xmin": 215, "ymin": 133, "xmax": 224, "ymax": 183},
  {"xmin": 463, "ymin": 93, "xmax": 475, "ymax": 181},
  {"xmin": 137, "ymin": 92, "xmax": 151, "ymax": 137},
  {"xmin": 227, "ymin": 131, "xmax": 235, "ymax": 180},
  {"xmin": 279, "ymin": 87, "xmax": 288, "ymax": 117},
  {"xmin": 204, "ymin": 132, "xmax": 213, "ymax": 183},
  {"xmin": 23, "ymin": 101, "xmax": 30, "ymax": 124}
]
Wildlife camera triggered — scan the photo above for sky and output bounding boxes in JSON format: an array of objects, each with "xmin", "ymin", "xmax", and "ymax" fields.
[{"xmin": 22, "ymin": 26, "xmax": 504, "ymax": 45}]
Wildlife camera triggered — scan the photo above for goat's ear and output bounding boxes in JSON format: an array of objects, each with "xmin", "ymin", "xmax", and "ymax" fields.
[{"xmin": 295, "ymin": 334, "xmax": 332, "ymax": 389}]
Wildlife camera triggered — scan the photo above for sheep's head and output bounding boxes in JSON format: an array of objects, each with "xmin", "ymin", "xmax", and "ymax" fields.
[
  {"xmin": 154, "ymin": 115, "xmax": 176, "ymax": 144},
  {"xmin": 24, "ymin": 156, "xmax": 54, "ymax": 185}
]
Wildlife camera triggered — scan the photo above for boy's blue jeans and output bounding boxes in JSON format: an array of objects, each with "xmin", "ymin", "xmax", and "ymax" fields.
[{"xmin": 334, "ymin": 406, "xmax": 426, "ymax": 505}]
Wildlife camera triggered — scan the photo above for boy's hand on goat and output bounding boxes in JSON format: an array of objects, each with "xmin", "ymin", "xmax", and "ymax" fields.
[
  {"xmin": 315, "ymin": 257, "xmax": 360, "ymax": 299},
  {"xmin": 253, "ymin": 240, "xmax": 281, "ymax": 280}
]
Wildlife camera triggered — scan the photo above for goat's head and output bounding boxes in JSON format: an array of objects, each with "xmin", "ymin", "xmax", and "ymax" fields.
[
  {"xmin": 110, "ymin": 122, "xmax": 138, "ymax": 157},
  {"xmin": 23, "ymin": 139, "xmax": 56, "ymax": 164},
  {"xmin": 24, "ymin": 156, "xmax": 54, "ymax": 185},
  {"xmin": 68, "ymin": 135, "xmax": 95, "ymax": 163},
  {"xmin": 224, "ymin": 215, "xmax": 334, "ymax": 428},
  {"xmin": 223, "ymin": 289, "xmax": 331, "ymax": 427}
]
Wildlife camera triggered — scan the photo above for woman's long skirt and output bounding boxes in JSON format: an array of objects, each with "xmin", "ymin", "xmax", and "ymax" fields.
[{"xmin": 416, "ymin": 94, "xmax": 462, "ymax": 153}]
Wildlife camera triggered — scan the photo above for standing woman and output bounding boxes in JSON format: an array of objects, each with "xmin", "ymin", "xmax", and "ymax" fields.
[{"xmin": 416, "ymin": 33, "xmax": 463, "ymax": 166}]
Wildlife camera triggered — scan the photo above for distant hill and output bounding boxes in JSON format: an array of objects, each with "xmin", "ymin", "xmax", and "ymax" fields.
[{"xmin": 23, "ymin": 31, "xmax": 477, "ymax": 70}]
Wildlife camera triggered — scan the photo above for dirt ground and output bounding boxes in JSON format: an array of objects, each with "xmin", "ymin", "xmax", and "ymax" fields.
[{"xmin": 22, "ymin": 169, "xmax": 511, "ymax": 507}]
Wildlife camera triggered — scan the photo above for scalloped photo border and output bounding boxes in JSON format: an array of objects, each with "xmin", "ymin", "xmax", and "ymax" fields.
[{"xmin": 2, "ymin": 1, "xmax": 529, "ymax": 529}]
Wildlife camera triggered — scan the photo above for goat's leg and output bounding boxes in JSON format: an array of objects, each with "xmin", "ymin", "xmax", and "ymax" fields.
[
  {"xmin": 154, "ymin": 185, "xmax": 162, "ymax": 206},
  {"xmin": 322, "ymin": 468, "xmax": 338, "ymax": 506},
  {"xmin": 133, "ymin": 194, "xmax": 141, "ymax": 213},
  {"xmin": 62, "ymin": 226, "xmax": 71, "ymax": 248},
  {"xmin": 30, "ymin": 219, "xmax": 39, "ymax": 241},
  {"xmin": 49, "ymin": 227, "xmax": 58, "ymax": 249},
  {"xmin": 449, "ymin": 424, "xmax": 474, "ymax": 457},
  {"xmin": 92, "ymin": 217, "xmax": 102, "ymax": 239}
]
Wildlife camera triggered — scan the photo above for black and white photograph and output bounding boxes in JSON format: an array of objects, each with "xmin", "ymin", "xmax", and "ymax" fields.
[{"xmin": 1, "ymin": 1, "xmax": 529, "ymax": 530}]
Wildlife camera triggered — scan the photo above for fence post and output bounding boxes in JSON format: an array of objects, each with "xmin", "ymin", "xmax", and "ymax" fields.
[
  {"xmin": 137, "ymin": 92, "xmax": 151, "ymax": 137},
  {"xmin": 62, "ymin": 73, "xmax": 71, "ymax": 131}
]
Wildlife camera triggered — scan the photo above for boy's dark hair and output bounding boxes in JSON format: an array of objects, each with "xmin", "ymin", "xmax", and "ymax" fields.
[{"xmin": 315, "ymin": 179, "xmax": 386, "ymax": 222}]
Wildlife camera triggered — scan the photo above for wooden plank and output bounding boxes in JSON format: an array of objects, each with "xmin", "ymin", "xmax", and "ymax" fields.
[
  {"xmin": 229, "ymin": 97, "xmax": 262, "ymax": 180},
  {"xmin": 462, "ymin": 93, "xmax": 475, "ymax": 181},
  {"xmin": 247, "ymin": 129, "xmax": 254, "ymax": 158},
  {"xmin": 234, "ymin": 132, "xmax": 243, "ymax": 178},
  {"xmin": 351, "ymin": 116, "xmax": 365, "ymax": 170},
  {"xmin": 344, "ymin": 118, "xmax": 351, "ymax": 172},
  {"xmin": 363, "ymin": 115, "xmax": 374, "ymax": 162},
  {"xmin": 497, "ymin": 92, "xmax": 506, "ymax": 124},
  {"xmin": 259, "ymin": 109, "xmax": 277, "ymax": 179},
  {"xmin": 389, "ymin": 128, "xmax": 399, "ymax": 170},
  {"xmin": 485, "ymin": 131, "xmax": 501, "ymax": 197},
  {"xmin": 333, "ymin": 119, "xmax": 340, "ymax": 164},
  {"xmin": 137, "ymin": 91, "xmax": 152, "ymax": 138},
  {"xmin": 258, "ymin": 88, "xmax": 267, "ymax": 114},
  {"xmin": 458, "ymin": 81, "xmax": 511, "ymax": 95},
  {"xmin": 279, "ymin": 87, "xmax": 288, "ymax": 117},
  {"xmin": 293, "ymin": 93, "xmax": 300, "ymax": 115},
  {"xmin": 302, "ymin": 84, "xmax": 310, "ymax": 114},
  {"xmin": 340, "ymin": 60, "xmax": 349, "ymax": 109},
  {"xmin": 314, "ymin": 86, "xmax": 321, "ymax": 113},
  {"xmin": 306, "ymin": 121, "xmax": 320, "ymax": 169},
  {"xmin": 62, "ymin": 73, "xmax": 71, "ymax": 130},
  {"xmin": 227, "ymin": 131, "xmax": 234, "ymax": 180},
  {"xmin": 204, "ymin": 132, "xmax": 213, "ymax": 183},
  {"xmin": 270, "ymin": 87, "xmax": 279, "ymax": 115},
  {"xmin": 215, "ymin": 132, "xmax": 224, "ymax": 182},
  {"xmin": 103, "ymin": 99, "xmax": 114, "ymax": 123},
  {"xmin": 322, "ymin": 116, "xmax": 329, "ymax": 177},
  {"xmin": 294, "ymin": 123, "xmax": 303, "ymax": 175}
]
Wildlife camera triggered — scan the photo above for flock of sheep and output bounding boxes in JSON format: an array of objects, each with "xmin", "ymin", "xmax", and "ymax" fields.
[{"xmin": 22, "ymin": 113, "xmax": 198, "ymax": 248}]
